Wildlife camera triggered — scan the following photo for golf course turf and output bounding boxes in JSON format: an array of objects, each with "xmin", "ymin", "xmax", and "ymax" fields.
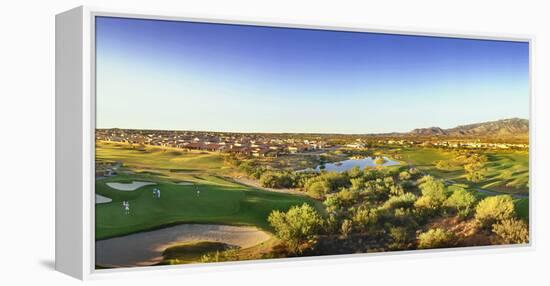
[
  {"xmin": 95, "ymin": 142, "xmax": 324, "ymax": 240},
  {"xmin": 96, "ymin": 176, "xmax": 322, "ymax": 239}
]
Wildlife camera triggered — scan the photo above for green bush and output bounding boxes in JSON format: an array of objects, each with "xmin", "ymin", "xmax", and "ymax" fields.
[
  {"xmin": 383, "ymin": 193, "xmax": 417, "ymax": 210},
  {"xmin": 268, "ymin": 203, "xmax": 323, "ymax": 253},
  {"xmin": 492, "ymin": 219, "xmax": 529, "ymax": 244},
  {"xmin": 417, "ymin": 228, "xmax": 455, "ymax": 249},
  {"xmin": 388, "ymin": 226, "xmax": 412, "ymax": 250},
  {"xmin": 352, "ymin": 207, "xmax": 379, "ymax": 233},
  {"xmin": 445, "ymin": 187, "xmax": 476, "ymax": 219},
  {"xmin": 347, "ymin": 166, "xmax": 363, "ymax": 178},
  {"xmin": 340, "ymin": 219, "xmax": 353, "ymax": 238},
  {"xmin": 259, "ymin": 171, "xmax": 295, "ymax": 189},
  {"xmin": 374, "ymin": 157, "xmax": 387, "ymax": 165},
  {"xmin": 475, "ymin": 195, "xmax": 515, "ymax": 228},
  {"xmin": 415, "ymin": 176, "xmax": 447, "ymax": 212},
  {"xmin": 418, "ymin": 176, "xmax": 446, "ymax": 201},
  {"xmin": 306, "ymin": 180, "xmax": 331, "ymax": 199},
  {"xmin": 398, "ymin": 171, "xmax": 411, "ymax": 181},
  {"xmin": 304, "ymin": 172, "xmax": 350, "ymax": 199}
]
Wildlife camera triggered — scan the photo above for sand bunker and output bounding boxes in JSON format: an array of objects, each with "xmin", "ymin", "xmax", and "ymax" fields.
[
  {"xmin": 106, "ymin": 181, "xmax": 156, "ymax": 191},
  {"xmin": 95, "ymin": 194, "xmax": 112, "ymax": 204},
  {"xmin": 96, "ymin": 224, "xmax": 270, "ymax": 267}
]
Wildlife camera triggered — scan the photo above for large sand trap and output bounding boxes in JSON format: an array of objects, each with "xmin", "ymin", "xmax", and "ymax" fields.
[
  {"xmin": 106, "ymin": 181, "xmax": 156, "ymax": 191},
  {"xmin": 96, "ymin": 224, "xmax": 271, "ymax": 267},
  {"xmin": 95, "ymin": 194, "xmax": 112, "ymax": 204}
]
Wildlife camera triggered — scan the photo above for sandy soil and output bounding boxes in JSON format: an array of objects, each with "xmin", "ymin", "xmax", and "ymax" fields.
[
  {"xmin": 106, "ymin": 181, "xmax": 156, "ymax": 191},
  {"xmin": 95, "ymin": 224, "xmax": 271, "ymax": 267},
  {"xmin": 95, "ymin": 194, "xmax": 112, "ymax": 204}
]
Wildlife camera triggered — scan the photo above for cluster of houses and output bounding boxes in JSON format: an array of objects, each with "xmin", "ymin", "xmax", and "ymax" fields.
[
  {"xmin": 96, "ymin": 129, "xmax": 330, "ymax": 157},
  {"xmin": 380, "ymin": 139, "xmax": 528, "ymax": 150},
  {"xmin": 95, "ymin": 130, "xmax": 528, "ymax": 165}
]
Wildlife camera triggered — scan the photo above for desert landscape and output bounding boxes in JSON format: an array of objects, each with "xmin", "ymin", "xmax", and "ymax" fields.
[{"xmin": 94, "ymin": 16, "xmax": 529, "ymax": 268}]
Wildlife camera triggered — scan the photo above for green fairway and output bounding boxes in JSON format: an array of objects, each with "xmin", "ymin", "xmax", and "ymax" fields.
[
  {"xmin": 399, "ymin": 147, "xmax": 529, "ymax": 195},
  {"xmin": 95, "ymin": 142, "xmax": 324, "ymax": 240},
  {"xmin": 96, "ymin": 176, "xmax": 320, "ymax": 239},
  {"xmin": 96, "ymin": 142, "xmax": 226, "ymax": 173}
]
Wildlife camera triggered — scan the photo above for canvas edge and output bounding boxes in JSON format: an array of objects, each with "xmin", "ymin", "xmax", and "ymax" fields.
[{"xmin": 55, "ymin": 5, "xmax": 85, "ymax": 280}]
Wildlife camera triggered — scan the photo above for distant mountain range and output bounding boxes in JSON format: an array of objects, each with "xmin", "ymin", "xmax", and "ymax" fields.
[{"xmin": 409, "ymin": 118, "xmax": 529, "ymax": 138}]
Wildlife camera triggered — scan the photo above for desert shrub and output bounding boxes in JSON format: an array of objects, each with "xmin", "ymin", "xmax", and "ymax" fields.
[
  {"xmin": 323, "ymin": 195, "xmax": 342, "ymax": 214},
  {"xmin": 417, "ymin": 228, "xmax": 455, "ymax": 249},
  {"xmin": 390, "ymin": 184, "xmax": 405, "ymax": 196},
  {"xmin": 352, "ymin": 207, "xmax": 379, "ymax": 233},
  {"xmin": 268, "ymin": 203, "xmax": 323, "ymax": 253},
  {"xmin": 388, "ymin": 226, "xmax": 413, "ymax": 250},
  {"xmin": 475, "ymin": 195, "xmax": 515, "ymax": 228},
  {"xmin": 259, "ymin": 171, "xmax": 294, "ymax": 189},
  {"xmin": 418, "ymin": 176, "xmax": 447, "ymax": 203},
  {"xmin": 350, "ymin": 177, "xmax": 366, "ymax": 191},
  {"xmin": 408, "ymin": 167, "xmax": 420, "ymax": 176},
  {"xmin": 383, "ymin": 193, "xmax": 417, "ymax": 210},
  {"xmin": 465, "ymin": 170, "xmax": 485, "ymax": 183},
  {"xmin": 306, "ymin": 180, "xmax": 332, "ymax": 199},
  {"xmin": 340, "ymin": 219, "xmax": 353, "ymax": 238},
  {"xmin": 304, "ymin": 172, "xmax": 350, "ymax": 199},
  {"xmin": 363, "ymin": 180, "xmax": 390, "ymax": 202},
  {"xmin": 400, "ymin": 180, "xmax": 416, "ymax": 192},
  {"xmin": 445, "ymin": 187, "xmax": 476, "ymax": 219},
  {"xmin": 374, "ymin": 157, "xmax": 387, "ymax": 165},
  {"xmin": 336, "ymin": 188, "xmax": 360, "ymax": 207},
  {"xmin": 492, "ymin": 219, "xmax": 529, "ymax": 244},
  {"xmin": 364, "ymin": 169, "xmax": 383, "ymax": 180},
  {"xmin": 413, "ymin": 176, "xmax": 447, "ymax": 216},
  {"xmin": 347, "ymin": 166, "xmax": 363, "ymax": 179},
  {"xmin": 383, "ymin": 176, "xmax": 395, "ymax": 188},
  {"xmin": 464, "ymin": 156, "xmax": 487, "ymax": 183},
  {"xmin": 399, "ymin": 171, "xmax": 411, "ymax": 181}
]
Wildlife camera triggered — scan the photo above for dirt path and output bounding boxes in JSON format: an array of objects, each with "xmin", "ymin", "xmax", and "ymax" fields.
[{"xmin": 95, "ymin": 224, "xmax": 270, "ymax": 267}]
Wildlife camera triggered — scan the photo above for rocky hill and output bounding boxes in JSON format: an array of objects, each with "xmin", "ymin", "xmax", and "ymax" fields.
[{"xmin": 409, "ymin": 118, "xmax": 529, "ymax": 138}]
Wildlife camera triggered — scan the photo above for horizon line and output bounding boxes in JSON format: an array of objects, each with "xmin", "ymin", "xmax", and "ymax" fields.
[{"xmin": 95, "ymin": 117, "xmax": 529, "ymax": 136}]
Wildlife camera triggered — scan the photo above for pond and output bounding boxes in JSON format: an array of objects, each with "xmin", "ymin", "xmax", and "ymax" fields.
[{"xmin": 310, "ymin": 156, "xmax": 400, "ymax": 172}]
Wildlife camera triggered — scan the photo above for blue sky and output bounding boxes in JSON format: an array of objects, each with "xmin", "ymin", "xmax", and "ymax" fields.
[{"xmin": 95, "ymin": 16, "xmax": 529, "ymax": 134}]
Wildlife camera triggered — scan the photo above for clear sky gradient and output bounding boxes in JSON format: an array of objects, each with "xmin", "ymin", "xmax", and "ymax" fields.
[{"xmin": 95, "ymin": 16, "xmax": 529, "ymax": 134}]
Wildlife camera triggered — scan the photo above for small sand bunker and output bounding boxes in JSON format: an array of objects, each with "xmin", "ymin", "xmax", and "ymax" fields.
[
  {"xmin": 106, "ymin": 181, "xmax": 156, "ymax": 191},
  {"xmin": 96, "ymin": 224, "xmax": 271, "ymax": 267},
  {"xmin": 95, "ymin": 194, "xmax": 112, "ymax": 204},
  {"xmin": 176, "ymin": 181, "xmax": 194, "ymax": 186}
]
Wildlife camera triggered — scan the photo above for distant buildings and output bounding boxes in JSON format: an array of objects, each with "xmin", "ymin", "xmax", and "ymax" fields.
[
  {"xmin": 95, "ymin": 129, "xmax": 331, "ymax": 157},
  {"xmin": 95, "ymin": 129, "xmax": 528, "ymax": 162}
]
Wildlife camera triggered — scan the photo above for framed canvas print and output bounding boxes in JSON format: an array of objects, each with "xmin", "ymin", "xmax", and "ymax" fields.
[{"xmin": 55, "ymin": 6, "xmax": 532, "ymax": 280}]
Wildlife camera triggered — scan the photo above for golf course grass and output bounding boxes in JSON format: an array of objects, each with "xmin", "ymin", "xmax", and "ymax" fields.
[
  {"xmin": 95, "ymin": 142, "xmax": 324, "ymax": 240},
  {"xmin": 399, "ymin": 147, "xmax": 529, "ymax": 195}
]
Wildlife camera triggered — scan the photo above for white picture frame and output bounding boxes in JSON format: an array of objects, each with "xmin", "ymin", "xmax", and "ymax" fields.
[{"xmin": 55, "ymin": 6, "xmax": 534, "ymax": 280}]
